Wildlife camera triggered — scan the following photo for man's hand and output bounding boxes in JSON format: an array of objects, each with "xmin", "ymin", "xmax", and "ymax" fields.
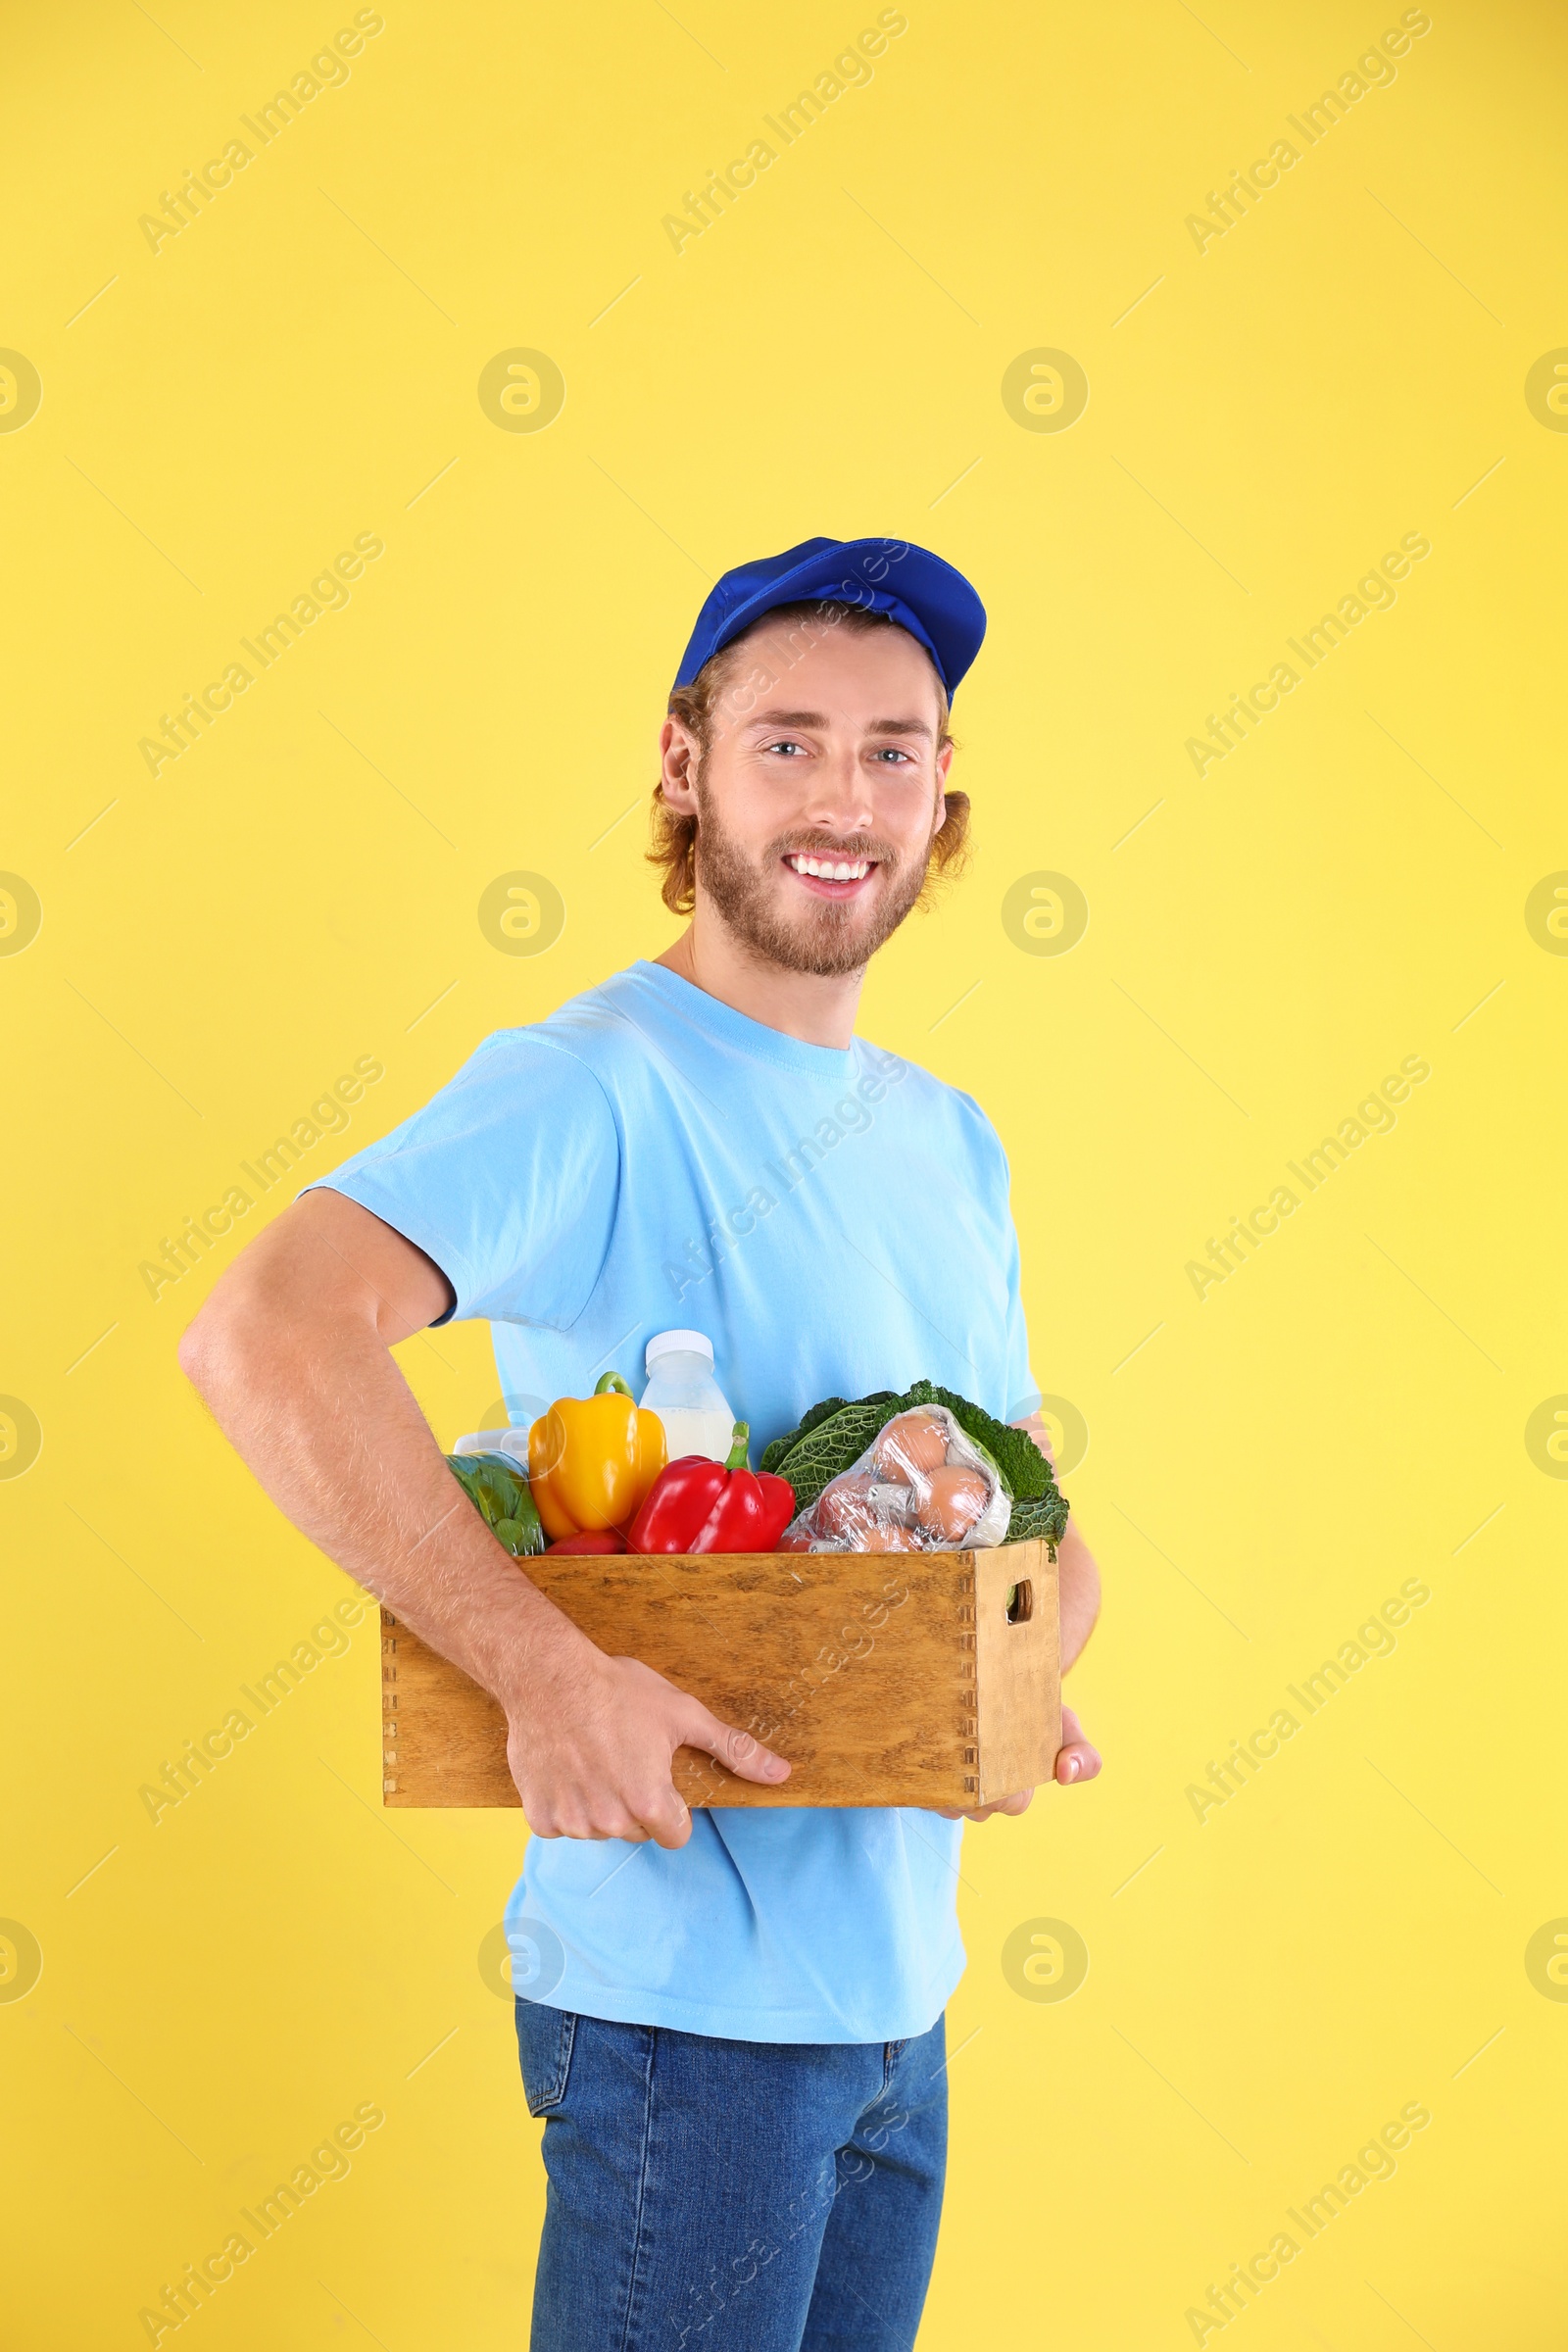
[
  {"xmin": 1052, "ymin": 1700, "xmax": 1101, "ymax": 1786},
  {"xmin": 503, "ymin": 1636, "xmax": 789, "ymax": 1848},
  {"xmin": 934, "ymin": 1703, "xmax": 1102, "ymax": 1821}
]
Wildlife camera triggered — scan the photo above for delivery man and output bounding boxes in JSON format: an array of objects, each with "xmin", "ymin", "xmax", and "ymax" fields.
[{"xmin": 180, "ymin": 536, "xmax": 1102, "ymax": 2351}]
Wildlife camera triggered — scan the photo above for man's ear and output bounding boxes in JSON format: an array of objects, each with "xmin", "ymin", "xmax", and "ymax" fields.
[
  {"xmin": 660, "ymin": 716, "xmax": 700, "ymax": 813},
  {"xmin": 933, "ymin": 738, "xmax": 954, "ymax": 835}
]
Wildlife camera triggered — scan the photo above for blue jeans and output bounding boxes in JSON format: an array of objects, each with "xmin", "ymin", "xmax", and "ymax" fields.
[{"xmin": 514, "ymin": 2001, "xmax": 949, "ymax": 2351}]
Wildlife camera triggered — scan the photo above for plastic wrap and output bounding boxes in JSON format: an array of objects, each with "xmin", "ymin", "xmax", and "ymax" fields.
[
  {"xmin": 762, "ymin": 1378, "xmax": 1069, "ymax": 1550},
  {"xmin": 779, "ymin": 1404, "xmax": 1012, "ymax": 1552}
]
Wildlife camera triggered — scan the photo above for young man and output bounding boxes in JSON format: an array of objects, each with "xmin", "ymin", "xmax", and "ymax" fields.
[{"xmin": 180, "ymin": 535, "xmax": 1102, "ymax": 2352}]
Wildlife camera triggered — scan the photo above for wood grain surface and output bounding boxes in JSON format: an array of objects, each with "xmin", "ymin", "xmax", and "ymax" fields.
[{"xmin": 381, "ymin": 1540, "xmax": 1060, "ymax": 1811}]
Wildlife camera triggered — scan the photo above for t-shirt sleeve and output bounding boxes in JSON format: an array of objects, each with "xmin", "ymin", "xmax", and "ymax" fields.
[
  {"xmin": 303, "ymin": 1031, "xmax": 620, "ymax": 1329},
  {"xmin": 946, "ymin": 1081, "xmax": 1039, "ymax": 1424},
  {"xmin": 1003, "ymin": 1218, "xmax": 1040, "ymax": 1424},
  {"xmin": 985, "ymin": 1123, "xmax": 1039, "ymax": 1423}
]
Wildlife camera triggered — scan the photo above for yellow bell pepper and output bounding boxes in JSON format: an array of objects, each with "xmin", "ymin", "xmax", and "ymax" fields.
[{"xmin": 528, "ymin": 1372, "xmax": 667, "ymax": 1541}]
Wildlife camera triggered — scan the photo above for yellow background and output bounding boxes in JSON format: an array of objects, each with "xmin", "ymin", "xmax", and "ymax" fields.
[{"xmin": 4, "ymin": 1, "xmax": 1566, "ymax": 2342}]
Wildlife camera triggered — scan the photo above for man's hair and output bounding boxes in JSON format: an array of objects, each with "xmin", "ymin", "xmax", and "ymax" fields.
[{"xmin": 647, "ymin": 599, "xmax": 970, "ymax": 916}]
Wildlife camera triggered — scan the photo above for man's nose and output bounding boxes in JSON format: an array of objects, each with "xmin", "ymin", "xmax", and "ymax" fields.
[{"xmin": 802, "ymin": 747, "xmax": 873, "ymax": 834}]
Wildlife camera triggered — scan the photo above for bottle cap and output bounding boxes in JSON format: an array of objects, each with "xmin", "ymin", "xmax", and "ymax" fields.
[{"xmin": 645, "ymin": 1329, "xmax": 713, "ymax": 1371}]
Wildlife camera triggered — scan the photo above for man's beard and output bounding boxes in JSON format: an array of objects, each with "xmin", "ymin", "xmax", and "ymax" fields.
[{"xmin": 692, "ymin": 784, "xmax": 931, "ymax": 978}]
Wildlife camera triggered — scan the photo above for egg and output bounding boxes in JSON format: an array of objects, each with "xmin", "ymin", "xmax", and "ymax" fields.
[
  {"xmin": 914, "ymin": 1465, "xmax": 990, "ymax": 1541},
  {"xmin": 859, "ymin": 1524, "xmax": 916, "ymax": 1551},
  {"xmin": 815, "ymin": 1475, "xmax": 878, "ymax": 1537},
  {"xmin": 873, "ymin": 1411, "xmax": 949, "ymax": 1482}
]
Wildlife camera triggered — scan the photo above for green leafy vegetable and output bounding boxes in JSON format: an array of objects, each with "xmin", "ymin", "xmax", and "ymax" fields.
[
  {"xmin": 445, "ymin": 1451, "xmax": 546, "ymax": 1558},
  {"xmin": 764, "ymin": 1379, "xmax": 1069, "ymax": 1536},
  {"xmin": 760, "ymin": 1393, "xmax": 897, "ymax": 1477},
  {"xmin": 1001, "ymin": 1492, "xmax": 1070, "ymax": 1550},
  {"xmin": 768, "ymin": 1400, "xmax": 903, "ymax": 1511}
]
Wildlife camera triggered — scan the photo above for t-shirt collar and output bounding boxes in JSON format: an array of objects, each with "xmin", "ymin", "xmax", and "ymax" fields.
[{"xmin": 627, "ymin": 959, "xmax": 862, "ymax": 1079}]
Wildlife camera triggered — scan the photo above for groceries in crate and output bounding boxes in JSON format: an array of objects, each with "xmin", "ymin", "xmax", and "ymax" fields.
[
  {"xmin": 443, "ymin": 1362, "xmax": 1068, "ymax": 1562},
  {"xmin": 639, "ymin": 1330, "xmax": 737, "ymax": 1463},
  {"xmin": 526, "ymin": 1372, "xmax": 667, "ymax": 1543},
  {"xmin": 446, "ymin": 1392, "xmax": 792, "ymax": 1556},
  {"xmin": 627, "ymin": 1422, "xmax": 796, "ymax": 1553},
  {"xmin": 442, "ymin": 1450, "xmax": 546, "ymax": 1558},
  {"xmin": 763, "ymin": 1380, "xmax": 1070, "ymax": 1555},
  {"xmin": 777, "ymin": 1403, "xmax": 1006, "ymax": 1552},
  {"xmin": 452, "ymin": 1425, "xmax": 532, "ymax": 1468}
]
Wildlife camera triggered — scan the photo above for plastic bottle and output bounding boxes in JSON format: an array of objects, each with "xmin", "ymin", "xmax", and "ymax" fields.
[
  {"xmin": 453, "ymin": 1428, "xmax": 532, "ymax": 1467},
  {"xmin": 639, "ymin": 1331, "xmax": 736, "ymax": 1463}
]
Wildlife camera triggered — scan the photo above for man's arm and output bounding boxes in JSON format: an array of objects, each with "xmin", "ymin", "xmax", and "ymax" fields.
[
  {"xmin": 177, "ymin": 1188, "xmax": 789, "ymax": 1847},
  {"xmin": 1052, "ymin": 1517, "xmax": 1102, "ymax": 1779},
  {"xmin": 935, "ymin": 1410, "xmax": 1102, "ymax": 1821},
  {"xmin": 1017, "ymin": 1406, "xmax": 1102, "ymax": 1782}
]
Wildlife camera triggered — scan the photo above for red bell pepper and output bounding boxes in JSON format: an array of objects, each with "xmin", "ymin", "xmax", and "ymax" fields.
[
  {"xmin": 625, "ymin": 1421, "xmax": 796, "ymax": 1555},
  {"xmin": 545, "ymin": 1529, "xmax": 627, "ymax": 1553}
]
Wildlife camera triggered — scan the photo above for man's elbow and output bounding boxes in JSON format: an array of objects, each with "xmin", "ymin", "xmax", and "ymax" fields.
[
  {"xmin": 178, "ymin": 1289, "xmax": 246, "ymax": 1402},
  {"xmin": 177, "ymin": 1263, "xmax": 277, "ymax": 1403},
  {"xmin": 175, "ymin": 1312, "xmax": 208, "ymax": 1393}
]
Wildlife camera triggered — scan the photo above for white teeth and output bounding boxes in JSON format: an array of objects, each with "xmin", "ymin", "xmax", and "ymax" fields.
[{"xmin": 788, "ymin": 854, "xmax": 870, "ymax": 881}]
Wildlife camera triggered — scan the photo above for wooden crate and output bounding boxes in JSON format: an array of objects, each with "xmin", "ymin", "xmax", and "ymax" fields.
[{"xmin": 381, "ymin": 1539, "xmax": 1059, "ymax": 1812}]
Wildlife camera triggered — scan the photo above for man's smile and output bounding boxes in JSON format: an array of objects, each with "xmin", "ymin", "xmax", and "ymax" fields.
[{"xmin": 781, "ymin": 850, "xmax": 879, "ymax": 899}]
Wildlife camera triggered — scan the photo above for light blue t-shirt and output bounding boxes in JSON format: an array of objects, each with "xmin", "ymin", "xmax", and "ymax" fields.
[{"xmin": 315, "ymin": 959, "xmax": 1038, "ymax": 2043}]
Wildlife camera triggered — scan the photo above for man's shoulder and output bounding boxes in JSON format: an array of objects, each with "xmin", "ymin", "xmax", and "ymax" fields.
[
  {"xmin": 463, "ymin": 968, "xmax": 650, "ymax": 1083},
  {"xmin": 855, "ymin": 1037, "xmax": 1007, "ymax": 1156}
]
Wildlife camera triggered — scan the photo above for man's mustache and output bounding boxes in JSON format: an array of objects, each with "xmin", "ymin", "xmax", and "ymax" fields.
[{"xmin": 770, "ymin": 832, "xmax": 897, "ymax": 863}]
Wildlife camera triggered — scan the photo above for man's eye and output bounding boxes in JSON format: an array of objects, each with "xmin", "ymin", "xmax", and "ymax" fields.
[
  {"xmin": 872, "ymin": 747, "xmax": 914, "ymax": 764},
  {"xmin": 763, "ymin": 738, "xmax": 807, "ymax": 757}
]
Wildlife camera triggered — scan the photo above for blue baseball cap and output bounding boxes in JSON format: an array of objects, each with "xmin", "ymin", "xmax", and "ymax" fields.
[{"xmin": 672, "ymin": 536, "xmax": 987, "ymax": 702}]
